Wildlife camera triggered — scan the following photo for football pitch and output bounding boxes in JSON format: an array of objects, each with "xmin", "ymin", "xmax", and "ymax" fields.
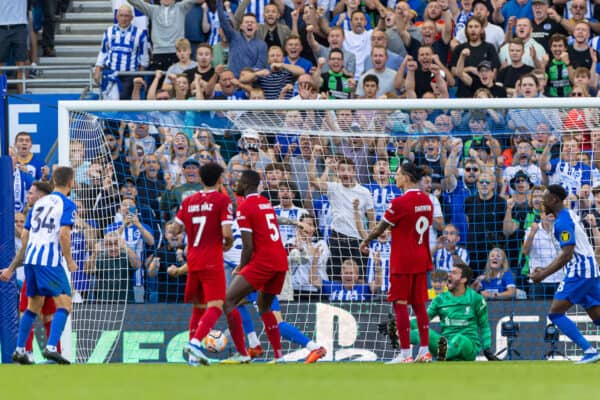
[{"xmin": 2, "ymin": 362, "xmax": 599, "ymax": 400}]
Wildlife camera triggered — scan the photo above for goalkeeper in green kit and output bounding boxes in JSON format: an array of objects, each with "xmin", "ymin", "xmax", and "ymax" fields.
[{"xmin": 408, "ymin": 259, "xmax": 499, "ymax": 361}]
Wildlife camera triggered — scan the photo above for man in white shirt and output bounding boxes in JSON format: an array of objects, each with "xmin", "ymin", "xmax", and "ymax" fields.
[
  {"xmin": 454, "ymin": 0, "xmax": 505, "ymax": 50},
  {"xmin": 343, "ymin": 10, "xmax": 373, "ymax": 79},
  {"xmin": 498, "ymin": 18, "xmax": 546, "ymax": 68},
  {"xmin": 309, "ymin": 152, "xmax": 375, "ymax": 281}
]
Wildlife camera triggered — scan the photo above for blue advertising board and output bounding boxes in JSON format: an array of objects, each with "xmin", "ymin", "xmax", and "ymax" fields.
[{"xmin": 7, "ymin": 93, "xmax": 81, "ymax": 164}]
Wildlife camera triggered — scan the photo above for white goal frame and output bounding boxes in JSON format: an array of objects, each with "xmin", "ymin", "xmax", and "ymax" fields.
[{"xmin": 57, "ymin": 97, "xmax": 600, "ymax": 362}]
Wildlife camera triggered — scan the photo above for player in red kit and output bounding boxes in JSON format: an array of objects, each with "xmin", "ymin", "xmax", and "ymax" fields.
[
  {"xmin": 360, "ymin": 162, "xmax": 434, "ymax": 364},
  {"xmin": 175, "ymin": 162, "xmax": 248, "ymax": 366},
  {"xmin": 222, "ymin": 169, "xmax": 289, "ymax": 362}
]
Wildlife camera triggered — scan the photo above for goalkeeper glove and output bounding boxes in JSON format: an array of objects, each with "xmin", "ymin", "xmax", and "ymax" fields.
[
  {"xmin": 377, "ymin": 313, "xmax": 399, "ymax": 349},
  {"xmin": 483, "ymin": 348, "xmax": 500, "ymax": 361}
]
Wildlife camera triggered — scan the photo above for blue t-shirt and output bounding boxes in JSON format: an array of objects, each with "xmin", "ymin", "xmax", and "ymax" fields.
[
  {"xmin": 284, "ymin": 56, "xmax": 313, "ymax": 74},
  {"xmin": 501, "ymin": 0, "xmax": 533, "ymax": 30},
  {"xmin": 321, "ymin": 281, "xmax": 373, "ymax": 301},
  {"xmin": 480, "ymin": 271, "xmax": 516, "ymax": 294}
]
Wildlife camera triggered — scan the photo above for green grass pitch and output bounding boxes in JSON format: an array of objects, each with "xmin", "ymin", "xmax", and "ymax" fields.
[{"xmin": 2, "ymin": 362, "xmax": 599, "ymax": 400}]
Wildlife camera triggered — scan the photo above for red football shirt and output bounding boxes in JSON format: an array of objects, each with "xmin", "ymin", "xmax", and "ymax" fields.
[
  {"xmin": 176, "ymin": 190, "xmax": 233, "ymax": 271},
  {"xmin": 382, "ymin": 189, "xmax": 433, "ymax": 274},
  {"xmin": 236, "ymin": 193, "xmax": 288, "ymax": 271}
]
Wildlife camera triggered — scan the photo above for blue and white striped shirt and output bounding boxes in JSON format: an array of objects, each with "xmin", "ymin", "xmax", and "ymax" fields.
[
  {"xmin": 245, "ymin": 0, "xmax": 269, "ymax": 23},
  {"xmin": 224, "ymin": 221, "xmax": 243, "ymax": 268},
  {"xmin": 367, "ymin": 240, "xmax": 391, "ymax": 292},
  {"xmin": 433, "ymin": 246, "xmax": 470, "ymax": 272},
  {"xmin": 364, "ymin": 183, "xmax": 401, "ymax": 221},
  {"xmin": 554, "ymin": 208, "xmax": 600, "ymax": 279},
  {"xmin": 96, "ymin": 24, "xmax": 150, "ymax": 72},
  {"xmin": 274, "ymin": 206, "xmax": 308, "ymax": 244},
  {"xmin": 207, "ymin": 11, "xmax": 221, "ymax": 46},
  {"xmin": 24, "ymin": 192, "xmax": 77, "ymax": 268}
]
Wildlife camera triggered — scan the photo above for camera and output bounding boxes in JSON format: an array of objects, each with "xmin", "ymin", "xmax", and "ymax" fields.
[
  {"xmin": 246, "ymin": 143, "xmax": 259, "ymax": 152},
  {"xmin": 544, "ymin": 323, "xmax": 560, "ymax": 343},
  {"xmin": 501, "ymin": 319, "xmax": 520, "ymax": 338}
]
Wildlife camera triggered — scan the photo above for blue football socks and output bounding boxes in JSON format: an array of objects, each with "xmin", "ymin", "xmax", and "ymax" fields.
[
  {"xmin": 17, "ymin": 310, "xmax": 37, "ymax": 348},
  {"xmin": 238, "ymin": 305, "xmax": 255, "ymax": 335},
  {"xmin": 549, "ymin": 313, "xmax": 592, "ymax": 351},
  {"xmin": 279, "ymin": 321, "xmax": 309, "ymax": 347},
  {"xmin": 47, "ymin": 308, "xmax": 69, "ymax": 348}
]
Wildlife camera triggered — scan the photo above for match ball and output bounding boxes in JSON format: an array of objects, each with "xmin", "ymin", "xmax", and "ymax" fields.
[{"xmin": 203, "ymin": 330, "xmax": 227, "ymax": 353}]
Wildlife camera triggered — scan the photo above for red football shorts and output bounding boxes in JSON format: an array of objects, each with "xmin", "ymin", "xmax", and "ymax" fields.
[
  {"xmin": 239, "ymin": 262, "xmax": 287, "ymax": 295},
  {"xmin": 388, "ymin": 273, "xmax": 428, "ymax": 304},
  {"xmin": 184, "ymin": 269, "xmax": 226, "ymax": 304},
  {"xmin": 19, "ymin": 281, "xmax": 57, "ymax": 314}
]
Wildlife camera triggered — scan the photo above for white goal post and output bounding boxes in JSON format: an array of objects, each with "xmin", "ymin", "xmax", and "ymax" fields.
[{"xmin": 57, "ymin": 97, "xmax": 600, "ymax": 363}]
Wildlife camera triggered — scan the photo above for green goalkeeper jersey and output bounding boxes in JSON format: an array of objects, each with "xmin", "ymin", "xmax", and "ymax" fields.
[{"xmin": 428, "ymin": 287, "xmax": 492, "ymax": 350}]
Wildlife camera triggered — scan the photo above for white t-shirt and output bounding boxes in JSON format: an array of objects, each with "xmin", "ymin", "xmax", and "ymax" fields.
[
  {"xmin": 498, "ymin": 38, "xmax": 546, "ymax": 68},
  {"xmin": 524, "ymin": 224, "xmax": 564, "ymax": 283},
  {"xmin": 343, "ymin": 29, "xmax": 373, "ymax": 79},
  {"xmin": 504, "ymin": 164, "xmax": 543, "ymax": 194},
  {"xmin": 356, "ymin": 68, "xmax": 396, "ymax": 97},
  {"xmin": 428, "ymin": 193, "xmax": 444, "ymax": 251},
  {"xmin": 327, "ymin": 181, "xmax": 374, "ymax": 239},
  {"xmin": 455, "ymin": 23, "xmax": 505, "ymax": 51}
]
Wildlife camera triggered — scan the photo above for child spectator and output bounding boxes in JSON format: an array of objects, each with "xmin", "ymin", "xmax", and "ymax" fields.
[{"xmin": 428, "ymin": 270, "xmax": 448, "ymax": 299}]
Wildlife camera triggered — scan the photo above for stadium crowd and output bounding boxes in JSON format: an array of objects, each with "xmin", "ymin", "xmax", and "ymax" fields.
[{"xmin": 7, "ymin": 0, "xmax": 600, "ymax": 304}]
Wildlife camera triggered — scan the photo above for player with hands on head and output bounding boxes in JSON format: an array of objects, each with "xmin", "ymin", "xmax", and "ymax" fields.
[{"xmin": 360, "ymin": 162, "xmax": 434, "ymax": 364}]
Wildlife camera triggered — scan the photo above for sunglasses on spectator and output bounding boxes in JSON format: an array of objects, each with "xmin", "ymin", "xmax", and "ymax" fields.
[
  {"xmin": 198, "ymin": 154, "xmax": 212, "ymax": 160},
  {"xmin": 465, "ymin": 167, "xmax": 479, "ymax": 172},
  {"xmin": 570, "ymin": 92, "xmax": 584, "ymax": 97},
  {"xmin": 478, "ymin": 180, "xmax": 492, "ymax": 185}
]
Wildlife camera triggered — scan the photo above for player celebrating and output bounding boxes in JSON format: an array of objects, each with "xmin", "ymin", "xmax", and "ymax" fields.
[
  {"xmin": 360, "ymin": 162, "xmax": 433, "ymax": 364},
  {"xmin": 222, "ymin": 169, "xmax": 289, "ymax": 363},
  {"xmin": 409, "ymin": 260, "xmax": 498, "ymax": 361},
  {"xmin": 174, "ymin": 162, "xmax": 248, "ymax": 366},
  {"xmin": 530, "ymin": 185, "xmax": 600, "ymax": 364},
  {"xmin": 1, "ymin": 167, "xmax": 77, "ymax": 365}
]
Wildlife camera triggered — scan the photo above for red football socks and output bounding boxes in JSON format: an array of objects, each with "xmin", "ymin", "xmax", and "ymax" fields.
[
  {"xmin": 25, "ymin": 329, "xmax": 34, "ymax": 352},
  {"xmin": 261, "ymin": 312, "xmax": 283, "ymax": 359},
  {"xmin": 393, "ymin": 302, "xmax": 411, "ymax": 350},
  {"xmin": 189, "ymin": 307, "xmax": 205, "ymax": 340},
  {"xmin": 193, "ymin": 307, "xmax": 222, "ymax": 342},
  {"xmin": 412, "ymin": 302, "xmax": 430, "ymax": 347},
  {"xmin": 227, "ymin": 308, "xmax": 249, "ymax": 356}
]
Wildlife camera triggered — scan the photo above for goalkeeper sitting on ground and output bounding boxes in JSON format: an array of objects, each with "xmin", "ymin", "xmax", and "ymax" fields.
[{"xmin": 408, "ymin": 258, "xmax": 498, "ymax": 361}]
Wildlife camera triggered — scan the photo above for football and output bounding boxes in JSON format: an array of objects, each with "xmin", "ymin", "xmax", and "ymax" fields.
[{"xmin": 203, "ymin": 330, "xmax": 228, "ymax": 353}]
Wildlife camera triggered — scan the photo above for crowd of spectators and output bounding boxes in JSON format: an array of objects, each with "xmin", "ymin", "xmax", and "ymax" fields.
[
  {"xmin": 0, "ymin": 1, "xmax": 71, "ymax": 92},
  {"xmin": 9, "ymin": 0, "xmax": 600, "ymax": 304}
]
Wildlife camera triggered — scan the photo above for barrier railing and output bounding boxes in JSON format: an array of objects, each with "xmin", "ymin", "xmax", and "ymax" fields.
[{"xmin": 0, "ymin": 65, "xmax": 94, "ymax": 92}]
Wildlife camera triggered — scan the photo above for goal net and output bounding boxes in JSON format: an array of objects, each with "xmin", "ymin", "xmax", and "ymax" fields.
[{"xmin": 58, "ymin": 98, "xmax": 600, "ymax": 363}]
